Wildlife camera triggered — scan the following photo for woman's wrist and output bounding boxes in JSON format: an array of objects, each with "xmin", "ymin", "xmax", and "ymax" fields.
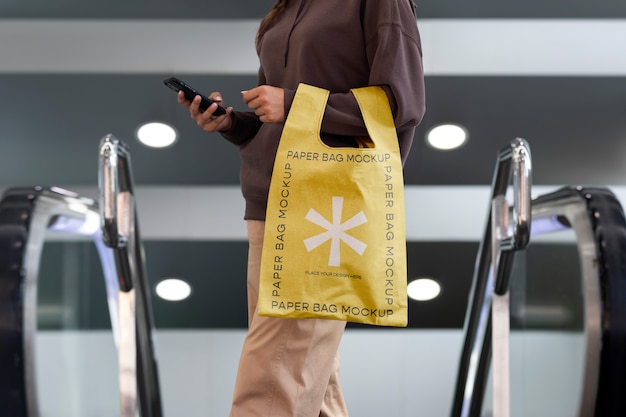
[{"xmin": 217, "ymin": 112, "xmax": 235, "ymax": 133}]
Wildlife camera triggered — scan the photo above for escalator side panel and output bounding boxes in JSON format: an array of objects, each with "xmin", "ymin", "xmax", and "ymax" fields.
[{"xmin": 0, "ymin": 186, "xmax": 119, "ymax": 417}]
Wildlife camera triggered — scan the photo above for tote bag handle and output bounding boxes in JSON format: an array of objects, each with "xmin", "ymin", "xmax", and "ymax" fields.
[{"xmin": 285, "ymin": 84, "xmax": 398, "ymax": 150}]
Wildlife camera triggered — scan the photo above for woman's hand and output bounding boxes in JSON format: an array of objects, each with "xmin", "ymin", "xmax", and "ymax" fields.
[
  {"xmin": 178, "ymin": 90, "xmax": 233, "ymax": 133},
  {"xmin": 241, "ymin": 85, "xmax": 285, "ymax": 123}
]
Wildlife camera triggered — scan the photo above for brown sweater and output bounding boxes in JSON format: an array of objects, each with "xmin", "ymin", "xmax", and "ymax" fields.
[{"xmin": 222, "ymin": 0, "xmax": 426, "ymax": 220}]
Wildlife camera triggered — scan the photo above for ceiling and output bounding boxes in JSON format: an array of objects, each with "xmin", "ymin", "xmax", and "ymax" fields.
[{"xmin": 1, "ymin": 0, "xmax": 625, "ymax": 330}]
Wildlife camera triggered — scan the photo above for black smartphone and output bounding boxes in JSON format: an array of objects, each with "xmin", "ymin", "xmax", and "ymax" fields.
[{"xmin": 163, "ymin": 77, "xmax": 227, "ymax": 116}]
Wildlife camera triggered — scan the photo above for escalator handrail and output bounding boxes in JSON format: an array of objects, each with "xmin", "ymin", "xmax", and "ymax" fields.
[
  {"xmin": 574, "ymin": 187, "xmax": 626, "ymax": 416},
  {"xmin": 450, "ymin": 138, "xmax": 532, "ymax": 417},
  {"xmin": 99, "ymin": 136, "xmax": 132, "ymax": 253},
  {"xmin": 98, "ymin": 134, "xmax": 163, "ymax": 417},
  {"xmin": 493, "ymin": 138, "xmax": 532, "ymax": 294}
]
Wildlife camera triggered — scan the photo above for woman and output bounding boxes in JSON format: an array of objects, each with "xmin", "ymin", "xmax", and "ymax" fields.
[{"xmin": 178, "ymin": 1, "xmax": 425, "ymax": 415}]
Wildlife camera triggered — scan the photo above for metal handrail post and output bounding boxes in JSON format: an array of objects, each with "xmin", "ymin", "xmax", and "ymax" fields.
[
  {"xmin": 491, "ymin": 138, "xmax": 532, "ymax": 417},
  {"xmin": 450, "ymin": 138, "xmax": 532, "ymax": 417},
  {"xmin": 98, "ymin": 134, "xmax": 163, "ymax": 417}
]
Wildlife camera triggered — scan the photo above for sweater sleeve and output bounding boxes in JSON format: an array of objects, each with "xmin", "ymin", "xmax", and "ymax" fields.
[
  {"xmin": 285, "ymin": 0, "xmax": 425, "ymax": 141},
  {"xmin": 365, "ymin": 0, "xmax": 425, "ymax": 132},
  {"xmin": 220, "ymin": 111, "xmax": 263, "ymax": 146}
]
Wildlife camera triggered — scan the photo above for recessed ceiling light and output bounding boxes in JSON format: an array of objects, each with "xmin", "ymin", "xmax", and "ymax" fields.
[
  {"xmin": 426, "ymin": 124, "xmax": 468, "ymax": 151},
  {"xmin": 155, "ymin": 278, "xmax": 192, "ymax": 301},
  {"xmin": 407, "ymin": 278, "xmax": 442, "ymax": 301},
  {"xmin": 136, "ymin": 121, "xmax": 178, "ymax": 148}
]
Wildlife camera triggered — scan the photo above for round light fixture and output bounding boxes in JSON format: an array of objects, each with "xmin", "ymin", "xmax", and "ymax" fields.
[
  {"xmin": 155, "ymin": 278, "xmax": 192, "ymax": 301},
  {"xmin": 426, "ymin": 124, "xmax": 468, "ymax": 151},
  {"xmin": 407, "ymin": 278, "xmax": 442, "ymax": 301},
  {"xmin": 136, "ymin": 121, "xmax": 178, "ymax": 148}
]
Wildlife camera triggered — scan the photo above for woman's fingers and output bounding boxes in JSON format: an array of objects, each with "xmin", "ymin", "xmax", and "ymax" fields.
[{"xmin": 178, "ymin": 90, "xmax": 232, "ymax": 132}]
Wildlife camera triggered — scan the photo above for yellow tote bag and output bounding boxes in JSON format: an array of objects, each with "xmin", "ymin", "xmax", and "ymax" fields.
[{"xmin": 258, "ymin": 83, "xmax": 408, "ymax": 327}]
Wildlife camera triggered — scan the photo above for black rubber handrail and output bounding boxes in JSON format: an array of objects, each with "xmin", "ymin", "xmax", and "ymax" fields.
[{"xmin": 577, "ymin": 187, "xmax": 626, "ymax": 416}]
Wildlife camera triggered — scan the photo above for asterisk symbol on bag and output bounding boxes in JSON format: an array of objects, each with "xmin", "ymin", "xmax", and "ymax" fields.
[{"xmin": 303, "ymin": 196, "xmax": 368, "ymax": 267}]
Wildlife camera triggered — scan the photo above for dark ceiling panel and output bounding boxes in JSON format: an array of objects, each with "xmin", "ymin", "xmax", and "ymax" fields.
[
  {"xmin": 2, "ymin": 74, "xmax": 625, "ymax": 188},
  {"xmin": 37, "ymin": 240, "xmax": 479, "ymax": 330},
  {"xmin": 37, "ymin": 240, "xmax": 584, "ymax": 330},
  {"xmin": 0, "ymin": 74, "xmax": 250, "ymax": 186},
  {"xmin": 417, "ymin": 0, "xmax": 626, "ymax": 18},
  {"xmin": 2, "ymin": 0, "xmax": 626, "ymax": 19},
  {"xmin": 0, "ymin": 0, "xmax": 275, "ymax": 19},
  {"xmin": 409, "ymin": 76, "xmax": 626, "ymax": 186}
]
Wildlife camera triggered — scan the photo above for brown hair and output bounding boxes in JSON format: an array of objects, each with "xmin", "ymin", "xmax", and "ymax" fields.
[{"xmin": 257, "ymin": 0, "xmax": 289, "ymax": 45}]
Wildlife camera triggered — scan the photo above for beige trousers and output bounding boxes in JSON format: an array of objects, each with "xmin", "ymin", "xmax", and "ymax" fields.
[{"xmin": 229, "ymin": 220, "xmax": 348, "ymax": 417}]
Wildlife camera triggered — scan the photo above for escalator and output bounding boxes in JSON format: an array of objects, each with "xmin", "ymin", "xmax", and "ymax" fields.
[
  {"xmin": 0, "ymin": 134, "xmax": 162, "ymax": 417},
  {"xmin": 4, "ymin": 133, "xmax": 626, "ymax": 416},
  {"xmin": 451, "ymin": 139, "xmax": 626, "ymax": 416}
]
